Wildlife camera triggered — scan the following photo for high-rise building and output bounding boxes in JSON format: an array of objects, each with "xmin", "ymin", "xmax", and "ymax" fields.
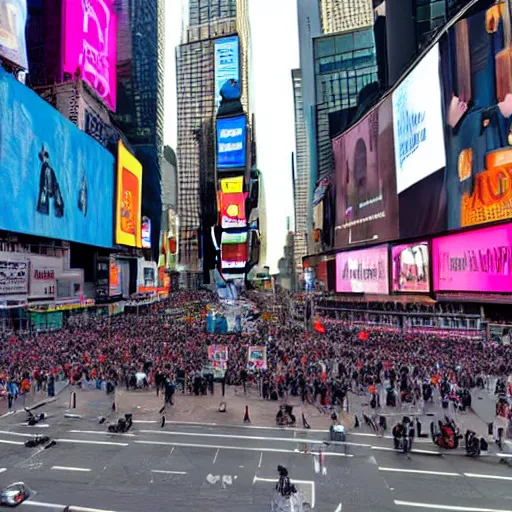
[
  {"xmin": 319, "ymin": 0, "xmax": 374, "ymax": 34},
  {"xmin": 291, "ymin": 69, "xmax": 310, "ymax": 286},
  {"xmin": 176, "ymin": 0, "xmax": 249, "ymax": 269}
]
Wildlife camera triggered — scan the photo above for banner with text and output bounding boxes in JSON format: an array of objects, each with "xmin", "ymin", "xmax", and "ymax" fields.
[
  {"xmin": 216, "ymin": 115, "xmax": 246, "ymax": 170},
  {"xmin": 30, "ymin": 267, "xmax": 56, "ymax": 299},
  {"xmin": 0, "ymin": 259, "xmax": 28, "ymax": 295}
]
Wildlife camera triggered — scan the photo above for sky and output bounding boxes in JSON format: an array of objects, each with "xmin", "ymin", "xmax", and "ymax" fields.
[{"xmin": 164, "ymin": 0, "xmax": 299, "ymax": 274}]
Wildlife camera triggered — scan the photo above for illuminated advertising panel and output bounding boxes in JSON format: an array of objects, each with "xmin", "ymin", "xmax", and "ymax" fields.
[
  {"xmin": 116, "ymin": 141, "xmax": 142, "ymax": 248},
  {"xmin": 0, "ymin": 66, "xmax": 114, "ymax": 247},
  {"xmin": 221, "ymin": 243, "xmax": 248, "ymax": 262},
  {"xmin": 221, "ymin": 231, "xmax": 248, "ymax": 245},
  {"xmin": 219, "ymin": 192, "xmax": 247, "ymax": 229},
  {"xmin": 392, "ymin": 242, "xmax": 430, "ymax": 292},
  {"xmin": 109, "ymin": 257, "xmax": 121, "ymax": 296},
  {"xmin": 141, "ymin": 216, "xmax": 151, "ymax": 249},
  {"xmin": 214, "ymin": 36, "xmax": 240, "ymax": 108},
  {"xmin": 336, "ymin": 245, "xmax": 389, "ymax": 294},
  {"xmin": 333, "ymin": 96, "xmax": 398, "ymax": 248},
  {"xmin": 0, "ymin": 0, "xmax": 28, "ymax": 69},
  {"xmin": 216, "ymin": 115, "xmax": 246, "ymax": 170},
  {"xmin": 392, "ymin": 44, "xmax": 445, "ymax": 194},
  {"xmin": 63, "ymin": 0, "xmax": 117, "ymax": 110},
  {"xmin": 220, "ymin": 176, "xmax": 244, "ymax": 193},
  {"xmin": 433, "ymin": 224, "xmax": 512, "ymax": 294}
]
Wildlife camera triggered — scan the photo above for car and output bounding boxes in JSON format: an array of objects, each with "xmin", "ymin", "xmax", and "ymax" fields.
[{"xmin": 0, "ymin": 482, "xmax": 29, "ymax": 507}]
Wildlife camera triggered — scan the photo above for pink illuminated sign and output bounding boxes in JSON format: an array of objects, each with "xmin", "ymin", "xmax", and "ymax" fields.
[
  {"xmin": 336, "ymin": 245, "xmax": 389, "ymax": 294},
  {"xmin": 433, "ymin": 224, "xmax": 512, "ymax": 293},
  {"xmin": 392, "ymin": 242, "xmax": 430, "ymax": 292},
  {"xmin": 63, "ymin": 0, "xmax": 117, "ymax": 111}
]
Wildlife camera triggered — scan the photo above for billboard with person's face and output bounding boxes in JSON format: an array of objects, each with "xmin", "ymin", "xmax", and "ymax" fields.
[{"xmin": 333, "ymin": 96, "xmax": 398, "ymax": 249}]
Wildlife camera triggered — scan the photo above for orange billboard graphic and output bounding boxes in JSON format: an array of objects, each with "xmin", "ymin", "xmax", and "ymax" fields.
[
  {"xmin": 116, "ymin": 141, "xmax": 142, "ymax": 247},
  {"xmin": 220, "ymin": 176, "xmax": 244, "ymax": 194}
]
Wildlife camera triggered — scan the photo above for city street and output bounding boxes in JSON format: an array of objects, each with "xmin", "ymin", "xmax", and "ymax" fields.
[{"xmin": 0, "ymin": 393, "xmax": 511, "ymax": 512}]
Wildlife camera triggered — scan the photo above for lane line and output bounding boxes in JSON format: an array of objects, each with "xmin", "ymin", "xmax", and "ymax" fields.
[
  {"xmin": 19, "ymin": 423, "xmax": 50, "ymax": 428},
  {"xmin": 151, "ymin": 469, "xmax": 188, "ymax": 475},
  {"xmin": 335, "ymin": 504, "xmax": 343, "ymax": 512},
  {"xmin": 133, "ymin": 420, "xmax": 157, "ymax": 424},
  {"xmin": 253, "ymin": 476, "xmax": 316, "ymax": 508},
  {"xmin": 464, "ymin": 473, "xmax": 512, "ymax": 482},
  {"xmin": 371, "ymin": 446, "xmax": 441, "ymax": 455},
  {"xmin": 0, "ymin": 439, "xmax": 24, "ymax": 445},
  {"xmin": 213, "ymin": 448, "xmax": 219, "ymax": 464},
  {"xmin": 258, "ymin": 452, "xmax": 263, "ymax": 468},
  {"xmin": 379, "ymin": 467, "xmax": 460, "ymax": 477},
  {"xmin": 165, "ymin": 420, "xmax": 329, "ymax": 434},
  {"xmin": 0, "ymin": 410, "xmax": 14, "ymax": 419},
  {"xmin": 56, "ymin": 439, "xmax": 128, "ymax": 447},
  {"xmin": 133, "ymin": 439, "xmax": 353, "ymax": 457},
  {"xmin": 51, "ymin": 466, "xmax": 92, "ymax": 472},
  {"xmin": 0, "ymin": 468, "xmax": 6, "ymax": 474},
  {"xmin": 394, "ymin": 500, "xmax": 512, "ymax": 511},
  {"xmin": 68, "ymin": 430, "xmax": 136, "ymax": 437},
  {"xmin": 23, "ymin": 502, "xmax": 116, "ymax": 512},
  {"xmin": 0, "ymin": 430, "xmax": 35, "ymax": 437}
]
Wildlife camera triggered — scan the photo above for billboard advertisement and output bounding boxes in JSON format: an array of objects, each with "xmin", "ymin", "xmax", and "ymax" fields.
[
  {"xmin": 141, "ymin": 216, "xmax": 151, "ymax": 249},
  {"xmin": 0, "ymin": 66, "xmax": 114, "ymax": 247},
  {"xmin": 333, "ymin": 96, "xmax": 398, "ymax": 248},
  {"xmin": 116, "ymin": 141, "xmax": 142, "ymax": 248},
  {"xmin": 433, "ymin": 223, "xmax": 512, "ymax": 294},
  {"xmin": 392, "ymin": 44, "xmax": 446, "ymax": 194},
  {"xmin": 208, "ymin": 345, "xmax": 228, "ymax": 369},
  {"xmin": 219, "ymin": 192, "xmax": 247, "ymax": 229},
  {"xmin": 62, "ymin": 0, "xmax": 117, "ymax": 111},
  {"xmin": 221, "ymin": 243, "xmax": 248, "ymax": 262},
  {"xmin": 30, "ymin": 267, "xmax": 56, "ymax": 299},
  {"xmin": 222, "ymin": 231, "xmax": 248, "ymax": 244},
  {"xmin": 220, "ymin": 176, "xmax": 244, "ymax": 194},
  {"xmin": 247, "ymin": 346, "xmax": 267, "ymax": 371},
  {"xmin": 216, "ymin": 115, "xmax": 246, "ymax": 170},
  {"xmin": 109, "ymin": 257, "xmax": 121, "ymax": 296},
  {"xmin": 0, "ymin": 259, "xmax": 28, "ymax": 295},
  {"xmin": 440, "ymin": 2, "xmax": 512, "ymax": 231},
  {"xmin": 214, "ymin": 36, "xmax": 240, "ymax": 108},
  {"xmin": 392, "ymin": 242, "xmax": 430, "ymax": 292},
  {"xmin": 0, "ymin": 0, "xmax": 28, "ymax": 69},
  {"xmin": 336, "ymin": 245, "xmax": 389, "ymax": 294}
]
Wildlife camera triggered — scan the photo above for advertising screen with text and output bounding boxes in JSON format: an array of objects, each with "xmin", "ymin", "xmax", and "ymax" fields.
[
  {"xmin": 336, "ymin": 245, "xmax": 389, "ymax": 294},
  {"xmin": 216, "ymin": 115, "xmax": 246, "ymax": 170},
  {"xmin": 219, "ymin": 192, "xmax": 247, "ymax": 229},
  {"xmin": 392, "ymin": 242, "xmax": 430, "ymax": 292},
  {"xmin": 433, "ymin": 223, "xmax": 512, "ymax": 294},
  {"xmin": 220, "ymin": 176, "xmax": 244, "ymax": 194},
  {"xmin": 214, "ymin": 36, "xmax": 240, "ymax": 108},
  {"xmin": 63, "ymin": 0, "xmax": 117, "ymax": 110}
]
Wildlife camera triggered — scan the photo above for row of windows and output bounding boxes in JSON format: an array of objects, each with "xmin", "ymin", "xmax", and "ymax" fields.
[{"xmin": 314, "ymin": 28, "xmax": 375, "ymax": 59}]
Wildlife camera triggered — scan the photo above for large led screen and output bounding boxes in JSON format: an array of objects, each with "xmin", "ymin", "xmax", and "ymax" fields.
[
  {"xmin": 0, "ymin": 0, "xmax": 28, "ymax": 69},
  {"xmin": 219, "ymin": 192, "xmax": 247, "ymax": 229},
  {"xmin": 0, "ymin": 65, "xmax": 114, "ymax": 247},
  {"xmin": 433, "ymin": 223, "xmax": 512, "ymax": 294},
  {"xmin": 392, "ymin": 43, "xmax": 446, "ymax": 194},
  {"xmin": 63, "ymin": 0, "xmax": 117, "ymax": 111},
  {"xmin": 216, "ymin": 116, "xmax": 246, "ymax": 170},
  {"xmin": 116, "ymin": 141, "xmax": 142, "ymax": 248},
  {"xmin": 336, "ymin": 245, "xmax": 389, "ymax": 294},
  {"xmin": 220, "ymin": 176, "xmax": 244, "ymax": 194},
  {"xmin": 214, "ymin": 36, "xmax": 240, "ymax": 108},
  {"xmin": 221, "ymin": 243, "xmax": 248, "ymax": 262},
  {"xmin": 222, "ymin": 231, "xmax": 248, "ymax": 245},
  {"xmin": 333, "ymin": 96, "xmax": 398, "ymax": 248},
  {"xmin": 440, "ymin": 3, "xmax": 512, "ymax": 231},
  {"xmin": 392, "ymin": 242, "xmax": 430, "ymax": 292}
]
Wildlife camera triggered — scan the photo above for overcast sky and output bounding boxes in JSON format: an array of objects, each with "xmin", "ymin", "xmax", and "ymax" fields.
[{"xmin": 164, "ymin": 0, "xmax": 299, "ymax": 274}]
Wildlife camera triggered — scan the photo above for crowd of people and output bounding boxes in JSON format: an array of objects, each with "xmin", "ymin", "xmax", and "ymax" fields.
[{"xmin": 0, "ymin": 290, "xmax": 511, "ymax": 417}]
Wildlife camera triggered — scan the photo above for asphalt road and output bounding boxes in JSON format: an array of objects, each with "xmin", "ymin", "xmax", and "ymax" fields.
[{"xmin": 0, "ymin": 400, "xmax": 512, "ymax": 511}]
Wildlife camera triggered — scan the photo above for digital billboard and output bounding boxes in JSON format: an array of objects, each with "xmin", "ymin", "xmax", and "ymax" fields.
[
  {"xmin": 216, "ymin": 115, "xmax": 246, "ymax": 170},
  {"xmin": 336, "ymin": 245, "xmax": 389, "ymax": 294},
  {"xmin": 219, "ymin": 192, "xmax": 247, "ymax": 229},
  {"xmin": 221, "ymin": 243, "xmax": 248, "ymax": 262},
  {"xmin": 392, "ymin": 44, "xmax": 446, "ymax": 194},
  {"xmin": 141, "ymin": 216, "xmax": 151, "ymax": 249},
  {"xmin": 221, "ymin": 231, "xmax": 248, "ymax": 245},
  {"xmin": 0, "ymin": 0, "xmax": 28, "ymax": 69},
  {"xmin": 392, "ymin": 242, "xmax": 430, "ymax": 292},
  {"xmin": 440, "ymin": 3, "xmax": 512, "ymax": 231},
  {"xmin": 109, "ymin": 257, "xmax": 121, "ymax": 296},
  {"xmin": 333, "ymin": 96, "xmax": 398, "ymax": 248},
  {"xmin": 432, "ymin": 223, "xmax": 512, "ymax": 294},
  {"xmin": 63, "ymin": 0, "xmax": 117, "ymax": 111},
  {"xmin": 116, "ymin": 141, "xmax": 142, "ymax": 248},
  {"xmin": 214, "ymin": 36, "xmax": 240, "ymax": 108},
  {"xmin": 0, "ymin": 66, "xmax": 114, "ymax": 247},
  {"xmin": 220, "ymin": 176, "xmax": 244, "ymax": 193}
]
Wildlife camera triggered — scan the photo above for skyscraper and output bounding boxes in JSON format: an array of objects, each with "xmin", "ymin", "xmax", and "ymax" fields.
[
  {"xmin": 176, "ymin": 0, "xmax": 249, "ymax": 269},
  {"xmin": 319, "ymin": 0, "xmax": 374, "ymax": 34}
]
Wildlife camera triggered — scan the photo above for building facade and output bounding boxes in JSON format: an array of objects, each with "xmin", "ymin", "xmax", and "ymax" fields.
[{"xmin": 319, "ymin": 0, "xmax": 374, "ymax": 34}]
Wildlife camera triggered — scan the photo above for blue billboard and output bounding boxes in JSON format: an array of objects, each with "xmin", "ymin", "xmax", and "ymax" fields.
[
  {"xmin": 216, "ymin": 115, "xmax": 246, "ymax": 170},
  {"xmin": 0, "ymin": 65, "xmax": 114, "ymax": 247},
  {"xmin": 214, "ymin": 36, "xmax": 240, "ymax": 108}
]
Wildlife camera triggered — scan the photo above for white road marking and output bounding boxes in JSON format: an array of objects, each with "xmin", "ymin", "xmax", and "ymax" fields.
[
  {"xmin": 19, "ymin": 423, "xmax": 49, "ymax": 428},
  {"xmin": 371, "ymin": 446, "xmax": 441, "ymax": 455},
  {"xmin": 213, "ymin": 448, "xmax": 220, "ymax": 464},
  {"xmin": 258, "ymin": 452, "xmax": 263, "ymax": 468},
  {"xmin": 166, "ymin": 420, "xmax": 329, "ymax": 434},
  {"xmin": 56, "ymin": 439, "xmax": 128, "ymax": 447},
  {"xmin": 51, "ymin": 466, "xmax": 92, "ymax": 472},
  {"xmin": 0, "ymin": 430, "xmax": 35, "ymax": 437},
  {"xmin": 379, "ymin": 467, "xmax": 460, "ymax": 477},
  {"xmin": 24, "ymin": 502, "xmax": 116, "ymax": 512},
  {"xmin": 0, "ymin": 410, "xmax": 14, "ymax": 419},
  {"xmin": 68, "ymin": 430, "xmax": 136, "ymax": 437},
  {"xmin": 0, "ymin": 468, "xmax": 6, "ymax": 473},
  {"xmin": 134, "ymin": 439, "xmax": 353, "ymax": 457},
  {"xmin": 335, "ymin": 504, "xmax": 343, "ymax": 512},
  {"xmin": 394, "ymin": 500, "xmax": 512, "ymax": 511},
  {"xmin": 464, "ymin": 473, "xmax": 512, "ymax": 482},
  {"xmin": 253, "ymin": 476, "xmax": 316, "ymax": 508},
  {"xmin": 133, "ymin": 420, "xmax": 157, "ymax": 424},
  {"xmin": 0, "ymin": 439, "xmax": 24, "ymax": 445},
  {"xmin": 151, "ymin": 469, "xmax": 187, "ymax": 475}
]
